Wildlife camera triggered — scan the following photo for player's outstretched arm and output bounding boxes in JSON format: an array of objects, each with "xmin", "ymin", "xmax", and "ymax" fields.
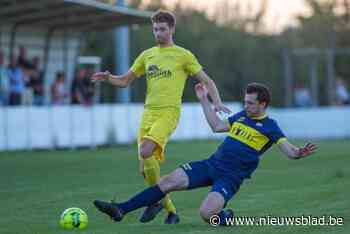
[
  {"xmin": 278, "ymin": 140, "xmax": 317, "ymax": 160},
  {"xmin": 91, "ymin": 70, "xmax": 137, "ymax": 88},
  {"xmin": 193, "ymin": 70, "xmax": 231, "ymax": 114},
  {"xmin": 195, "ymin": 83, "xmax": 230, "ymax": 133}
]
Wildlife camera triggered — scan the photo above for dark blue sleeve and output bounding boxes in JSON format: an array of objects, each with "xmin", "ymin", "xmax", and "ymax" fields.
[
  {"xmin": 228, "ymin": 111, "xmax": 245, "ymax": 126},
  {"xmin": 269, "ymin": 120, "xmax": 286, "ymax": 144}
]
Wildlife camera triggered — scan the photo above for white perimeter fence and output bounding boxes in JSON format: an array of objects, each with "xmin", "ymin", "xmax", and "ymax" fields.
[{"xmin": 0, "ymin": 103, "xmax": 349, "ymax": 151}]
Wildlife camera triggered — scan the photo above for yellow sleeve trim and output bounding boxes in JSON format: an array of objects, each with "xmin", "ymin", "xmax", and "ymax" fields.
[{"xmin": 276, "ymin": 137, "xmax": 287, "ymax": 145}]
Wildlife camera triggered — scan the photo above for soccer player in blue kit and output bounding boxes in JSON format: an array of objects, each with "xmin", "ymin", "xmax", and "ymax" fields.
[{"xmin": 94, "ymin": 82, "xmax": 317, "ymax": 225}]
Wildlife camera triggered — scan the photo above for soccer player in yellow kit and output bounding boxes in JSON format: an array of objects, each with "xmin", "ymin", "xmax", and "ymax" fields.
[{"xmin": 91, "ymin": 10, "xmax": 229, "ymax": 224}]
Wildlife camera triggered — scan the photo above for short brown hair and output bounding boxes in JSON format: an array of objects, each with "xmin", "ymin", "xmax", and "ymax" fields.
[
  {"xmin": 151, "ymin": 10, "xmax": 176, "ymax": 28},
  {"xmin": 245, "ymin": 83, "xmax": 271, "ymax": 107}
]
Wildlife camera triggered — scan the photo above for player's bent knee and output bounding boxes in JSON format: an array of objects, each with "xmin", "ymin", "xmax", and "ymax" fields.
[
  {"xmin": 199, "ymin": 192, "xmax": 225, "ymax": 222},
  {"xmin": 139, "ymin": 141, "xmax": 155, "ymax": 159},
  {"xmin": 139, "ymin": 147, "xmax": 152, "ymax": 159},
  {"xmin": 199, "ymin": 207, "xmax": 215, "ymax": 222}
]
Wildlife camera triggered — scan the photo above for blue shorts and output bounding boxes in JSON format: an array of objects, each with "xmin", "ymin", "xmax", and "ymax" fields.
[{"xmin": 180, "ymin": 160, "xmax": 243, "ymax": 205}]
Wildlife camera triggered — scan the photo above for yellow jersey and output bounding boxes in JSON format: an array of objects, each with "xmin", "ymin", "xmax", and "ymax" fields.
[{"xmin": 130, "ymin": 45, "xmax": 202, "ymax": 109}]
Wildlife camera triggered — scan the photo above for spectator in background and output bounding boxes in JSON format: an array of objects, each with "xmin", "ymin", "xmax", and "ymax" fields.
[
  {"xmin": 71, "ymin": 68, "xmax": 93, "ymax": 105},
  {"xmin": 17, "ymin": 46, "xmax": 31, "ymax": 69},
  {"xmin": 16, "ymin": 46, "xmax": 33, "ymax": 105},
  {"xmin": 294, "ymin": 81, "xmax": 312, "ymax": 107},
  {"xmin": 0, "ymin": 51, "xmax": 9, "ymax": 105},
  {"xmin": 29, "ymin": 56, "xmax": 44, "ymax": 106},
  {"xmin": 85, "ymin": 67, "xmax": 95, "ymax": 104},
  {"xmin": 51, "ymin": 71, "xmax": 67, "ymax": 105},
  {"xmin": 71, "ymin": 69, "xmax": 85, "ymax": 105},
  {"xmin": 20, "ymin": 61, "xmax": 33, "ymax": 106},
  {"xmin": 335, "ymin": 78, "xmax": 350, "ymax": 105},
  {"xmin": 8, "ymin": 54, "xmax": 24, "ymax": 106}
]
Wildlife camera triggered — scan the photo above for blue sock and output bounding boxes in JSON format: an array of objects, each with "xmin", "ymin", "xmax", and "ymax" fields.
[{"xmin": 118, "ymin": 185, "xmax": 166, "ymax": 214}]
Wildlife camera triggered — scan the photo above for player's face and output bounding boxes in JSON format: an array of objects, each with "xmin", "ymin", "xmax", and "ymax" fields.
[
  {"xmin": 152, "ymin": 22, "xmax": 174, "ymax": 45},
  {"xmin": 244, "ymin": 93, "xmax": 266, "ymax": 117}
]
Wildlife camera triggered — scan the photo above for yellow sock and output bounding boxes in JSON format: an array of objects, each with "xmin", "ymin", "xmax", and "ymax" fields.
[
  {"xmin": 143, "ymin": 156, "xmax": 177, "ymax": 214},
  {"xmin": 143, "ymin": 156, "xmax": 160, "ymax": 185},
  {"xmin": 162, "ymin": 195, "xmax": 176, "ymax": 214}
]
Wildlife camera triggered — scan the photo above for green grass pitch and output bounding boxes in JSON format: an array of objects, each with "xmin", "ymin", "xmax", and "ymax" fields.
[{"xmin": 1, "ymin": 140, "xmax": 349, "ymax": 234}]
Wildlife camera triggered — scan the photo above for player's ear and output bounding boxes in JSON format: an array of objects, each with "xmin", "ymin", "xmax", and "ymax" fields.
[{"xmin": 259, "ymin": 101, "xmax": 267, "ymax": 109}]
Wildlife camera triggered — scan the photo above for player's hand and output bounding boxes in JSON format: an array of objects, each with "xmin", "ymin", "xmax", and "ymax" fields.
[
  {"xmin": 213, "ymin": 104, "xmax": 232, "ymax": 114},
  {"xmin": 195, "ymin": 83, "xmax": 208, "ymax": 100},
  {"xmin": 91, "ymin": 71, "xmax": 110, "ymax": 82},
  {"xmin": 298, "ymin": 142, "xmax": 317, "ymax": 158}
]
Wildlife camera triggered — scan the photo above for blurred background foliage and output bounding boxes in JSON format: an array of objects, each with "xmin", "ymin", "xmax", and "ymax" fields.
[{"xmin": 83, "ymin": 0, "xmax": 350, "ymax": 106}]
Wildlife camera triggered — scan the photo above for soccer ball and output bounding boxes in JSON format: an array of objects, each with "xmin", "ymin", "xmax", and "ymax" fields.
[{"xmin": 59, "ymin": 207, "xmax": 88, "ymax": 230}]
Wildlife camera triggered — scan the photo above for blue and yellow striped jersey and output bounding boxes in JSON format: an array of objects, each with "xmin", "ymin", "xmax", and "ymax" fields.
[{"xmin": 209, "ymin": 110, "xmax": 286, "ymax": 179}]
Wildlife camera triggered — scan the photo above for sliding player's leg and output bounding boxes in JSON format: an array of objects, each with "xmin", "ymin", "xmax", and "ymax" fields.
[{"xmin": 93, "ymin": 167, "xmax": 189, "ymax": 222}]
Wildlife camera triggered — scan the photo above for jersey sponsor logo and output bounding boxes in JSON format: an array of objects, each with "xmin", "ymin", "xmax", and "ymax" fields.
[
  {"xmin": 148, "ymin": 65, "xmax": 158, "ymax": 71},
  {"xmin": 146, "ymin": 64, "xmax": 172, "ymax": 79},
  {"xmin": 228, "ymin": 122, "xmax": 269, "ymax": 151}
]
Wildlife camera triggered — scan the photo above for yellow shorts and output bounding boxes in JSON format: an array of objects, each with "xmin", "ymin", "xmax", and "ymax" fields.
[{"xmin": 138, "ymin": 108, "xmax": 180, "ymax": 162}]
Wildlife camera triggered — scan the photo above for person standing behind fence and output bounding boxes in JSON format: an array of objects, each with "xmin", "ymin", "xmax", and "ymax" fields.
[
  {"xmin": 29, "ymin": 56, "xmax": 44, "ymax": 106},
  {"xmin": 85, "ymin": 67, "xmax": 95, "ymax": 104},
  {"xmin": 335, "ymin": 78, "xmax": 350, "ymax": 105},
  {"xmin": 17, "ymin": 46, "xmax": 31, "ymax": 69},
  {"xmin": 294, "ymin": 81, "xmax": 312, "ymax": 107},
  {"xmin": 71, "ymin": 68, "xmax": 92, "ymax": 105},
  {"xmin": 8, "ymin": 55, "xmax": 24, "ymax": 106},
  {"xmin": 51, "ymin": 71, "xmax": 67, "ymax": 105},
  {"xmin": 17, "ymin": 46, "xmax": 33, "ymax": 105},
  {"xmin": 0, "ymin": 51, "xmax": 9, "ymax": 105}
]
